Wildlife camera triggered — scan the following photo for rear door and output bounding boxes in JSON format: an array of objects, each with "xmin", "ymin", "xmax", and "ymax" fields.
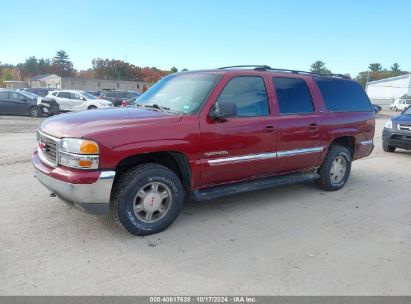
[
  {"xmin": 0, "ymin": 91, "xmax": 12, "ymax": 114},
  {"xmin": 272, "ymin": 77, "xmax": 322, "ymax": 173},
  {"xmin": 199, "ymin": 75, "xmax": 277, "ymax": 186}
]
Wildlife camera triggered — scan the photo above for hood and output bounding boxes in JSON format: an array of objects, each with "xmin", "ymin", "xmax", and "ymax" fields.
[
  {"xmin": 40, "ymin": 108, "xmax": 182, "ymax": 138},
  {"xmin": 393, "ymin": 113, "xmax": 411, "ymax": 123}
]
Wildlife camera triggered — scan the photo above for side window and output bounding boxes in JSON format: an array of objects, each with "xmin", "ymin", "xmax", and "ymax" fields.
[
  {"xmin": 71, "ymin": 93, "xmax": 82, "ymax": 100},
  {"xmin": 216, "ymin": 76, "xmax": 269, "ymax": 117},
  {"xmin": 106, "ymin": 92, "xmax": 115, "ymax": 98},
  {"xmin": 52, "ymin": 92, "xmax": 57, "ymax": 96},
  {"xmin": 0, "ymin": 92, "xmax": 10, "ymax": 100},
  {"xmin": 316, "ymin": 78, "xmax": 372, "ymax": 112},
  {"xmin": 9, "ymin": 92, "xmax": 23, "ymax": 102},
  {"xmin": 58, "ymin": 92, "xmax": 71, "ymax": 98},
  {"xmin": 273, "ymin": 78, "xmax": 314, "ymax": 115}
]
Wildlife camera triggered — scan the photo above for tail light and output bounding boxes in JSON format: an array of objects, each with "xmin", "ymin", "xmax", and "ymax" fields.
[{"xmin": 121, "ymin": 100, "xmax": 127, "ymax": 107}]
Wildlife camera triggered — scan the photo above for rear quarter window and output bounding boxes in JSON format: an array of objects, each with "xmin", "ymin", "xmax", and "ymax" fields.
[{"xmin": 316, "ymin": 78, "xmax": 372, "ymax": 112}]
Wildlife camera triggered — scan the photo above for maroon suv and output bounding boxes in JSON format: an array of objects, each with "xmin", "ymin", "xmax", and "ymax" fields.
[{"xmin": 32, "ymin": 66, "xmax": 375, "ymax": 236}]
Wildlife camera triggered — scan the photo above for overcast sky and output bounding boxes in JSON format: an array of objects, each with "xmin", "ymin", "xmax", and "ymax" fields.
[{"xmin": 1, "ymin": 0, "xmax": 410, "ymax": 76}]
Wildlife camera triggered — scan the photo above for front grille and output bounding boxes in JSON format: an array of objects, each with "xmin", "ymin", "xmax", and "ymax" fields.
[
  {"xmin": 37, "ymin": 131, "xmax": 59, "ymax": 166},
  {"xmin": 397, "ymin": 124, "xmax": 411, "ymax": 132}
]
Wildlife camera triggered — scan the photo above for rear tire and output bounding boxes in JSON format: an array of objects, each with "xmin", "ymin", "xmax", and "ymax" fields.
[
  {"xmin": 88, "ymin": 105, "xmax": 97, "ymax": 110},
  {"xmin": 382, "ymin": 142, "xmax": 396, "ymax": 152},
  {"xmin": 316, "ymin": 145, "xmax": 352, "ymax": 191},
  {"xmin": 29, "ymin": 106, "xmax": 41, "ymax": 117},
  {"xmin": 110, "ymin": 163, "xmax": 185, "ymax": 236}
]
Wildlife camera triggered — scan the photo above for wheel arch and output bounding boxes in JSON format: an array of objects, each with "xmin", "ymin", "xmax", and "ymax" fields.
[
  {"xmin": 328, "ymin": 136, "xmax": 356, "ymax": 158},
  {"xmin": 113, "ymin": 151, "xmax": 192, "ymax": 191}
]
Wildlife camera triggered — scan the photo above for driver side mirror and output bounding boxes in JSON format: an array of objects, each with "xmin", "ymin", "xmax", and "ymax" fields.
[{"xmin": 210, "ymin": 101, "xmax": 237, "ymax": 120}]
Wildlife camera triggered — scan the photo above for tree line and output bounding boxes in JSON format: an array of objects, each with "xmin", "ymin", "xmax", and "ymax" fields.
[
  {"xmin": 0, "ymin": 50, "xmax": 179, "ymax": 86},
  {"xmin": 1, "ymin": 51, "xmax": 409, "ymax": 88},
  {"xmin": 310, "ymin": 60, "xmax": 409, "ymax": 87}
]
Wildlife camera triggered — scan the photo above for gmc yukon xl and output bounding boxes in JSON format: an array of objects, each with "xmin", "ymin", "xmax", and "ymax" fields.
[{"xmin": 32, "ymin": 66, "xmax": 375, "ymax": 235}]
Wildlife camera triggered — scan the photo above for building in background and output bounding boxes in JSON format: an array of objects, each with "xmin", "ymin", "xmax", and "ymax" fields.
[
  {"xmin": 366, "ymin": 74, "xmax": 411, "ymax": 107},
  {"xmin": 29, "ymin": 74, "xmax": 151, "ymax": 92},
  {"xmin": 0, "ymin": 74, "xmax": 151, "ymax": 92}
]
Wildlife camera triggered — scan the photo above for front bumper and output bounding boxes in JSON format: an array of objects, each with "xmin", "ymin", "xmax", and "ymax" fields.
[
  {"xmin": 33, "ymin": 151, "xmax": 115, "ymax": 214},
  {"xmin": 382, "ymin": 128, "xmax": 411, "ymax": 150}
]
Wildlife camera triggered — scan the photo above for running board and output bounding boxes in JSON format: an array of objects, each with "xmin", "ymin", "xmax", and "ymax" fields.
[{"xmin": 191, "ymin": 171, "xmax": 320, "ymax": 202}]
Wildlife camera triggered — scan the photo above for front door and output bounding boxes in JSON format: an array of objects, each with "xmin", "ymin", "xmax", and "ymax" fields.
[
  {"xmin": 56, "ymin": 92, "xmax": 72, "ymax": 111},
  {"xmin": 199, "ymin": 76, "xmax": 277, "ymax": 186},
  {"xmin": 272, "ymin": 77, "xmax": 322, "ymax": 173}
]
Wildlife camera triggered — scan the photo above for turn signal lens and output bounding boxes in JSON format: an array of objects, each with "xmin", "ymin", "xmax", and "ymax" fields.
[
  {"xmin": 80, "ymin": 140, "xmax": 99, "ymax": 154},
  {"xmin": 79, "ymin": 159, "xmax": 93, "ymax": 167}
]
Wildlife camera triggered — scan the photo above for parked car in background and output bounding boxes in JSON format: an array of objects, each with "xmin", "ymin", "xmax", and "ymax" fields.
[
  {"xmin": 99, "ymin": 90, "xmax": 141, "ymax": 107},
  {"xmin": 382, "ymin": 105, "xmax": 411, "ymax": 152},
  {"xmin": 33, "ymin": 66, "xmax": 375, "ymax": 236},
  {"xmin": 21, "ymin": 88, "xmax": 56, "ymax": 97},
  {"xmin": 389, "ymin": 99, "xmax": 411, "ymax": 111},
  {"xmin": 47, "ymin": 90, "xmax": 113, "ymax": 112},
  {"xmin": 86, "ymin": 91, "xmax": 101, "ymax": 97},
  {"xmin": 0, "ymin": 90, "xmax": 59, "ymax": 117}
]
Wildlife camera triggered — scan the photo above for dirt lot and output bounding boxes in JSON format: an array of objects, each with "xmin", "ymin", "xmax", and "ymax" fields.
[{"xmin": 0, "ymin": 112, "xmax": 410, "ymax": 295}]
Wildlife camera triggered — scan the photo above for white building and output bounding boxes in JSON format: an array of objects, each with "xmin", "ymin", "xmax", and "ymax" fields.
[
  {"xmin": 28, "ymin": 74, "xmax": 151, "ymax": 92},
  {"xmin": 366, "ymin": 74, "xmax": 411, "ymax": 106}
]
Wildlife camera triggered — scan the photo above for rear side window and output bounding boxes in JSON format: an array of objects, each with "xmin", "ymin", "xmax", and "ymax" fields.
[
  {"xmin": 316, "ymin": 78, "xmax": 372, "ymax": 112},
  {"xmin": 273, "ymin": 78, "xmax": 314, "ymax": 115},
  {"xmin": 217, "ymin": 76, "xmax": 269, "ymax": 117}
]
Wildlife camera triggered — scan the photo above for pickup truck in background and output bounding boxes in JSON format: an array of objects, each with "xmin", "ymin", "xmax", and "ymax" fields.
[{"xmin": 32, "ymin": 66, "xmax": 375, "ymax": 236}]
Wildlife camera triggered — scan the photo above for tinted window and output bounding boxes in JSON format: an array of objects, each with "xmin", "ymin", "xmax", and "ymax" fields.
[
  {"xmin": 217, "ymin": 76, "xmax": 269, "ymax": 117},
  {"xmin": 273, "ymin": 78, "xmax": 314, "ymax": 114},
  {"xmin": 58, "ymin": 92, "xmax": 71, "ymax": 98},
  {"xmin": 9, "ymin": 92, "xmax": 23, "ymax": 102},
  {"xmin": 0, "ymin": 92, "xmax": 9, "ymax": 100},
  {"xmin": 316, "ymin": 78, "xmax": 372, "ymax": 112},
  {"xmin": 52, "ymin": 92, "xmax": 58, "ymax": 96},
  {"xmin": 105, "ymin": 92, "xmax": 116, "ymax": 98}
]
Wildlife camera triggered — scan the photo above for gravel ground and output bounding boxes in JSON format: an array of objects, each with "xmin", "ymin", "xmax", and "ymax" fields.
[{"xmin": 0, "ymin": 111, "xmax": 410, "ymax": 295}]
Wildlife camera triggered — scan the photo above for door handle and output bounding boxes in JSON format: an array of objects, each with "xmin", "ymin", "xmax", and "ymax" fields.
[
  {"xmin": 264, "ymin": 125, "xmax": 274, "ymax": 133},
  {"xmin": 308, "ymin": 123, "xmax": 319, "ymax": 131}
]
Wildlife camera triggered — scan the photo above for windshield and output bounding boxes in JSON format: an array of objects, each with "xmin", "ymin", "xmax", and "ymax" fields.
[
  {"xmin": 136, "ymin": 73, "xmax": 220, "ymax": 114},
  {"xmin": 403, "ymin": 106, "xmax": 411, "ymax": 115},
  {"xmin": 82, "ymin": 92, "xmax": 97, "ymax": 99}
]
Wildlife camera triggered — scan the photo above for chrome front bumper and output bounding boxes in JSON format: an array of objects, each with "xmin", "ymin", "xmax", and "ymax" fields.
[{"xmin": 34, "ymin": 169, "xmax": 116, "ymax": 214}]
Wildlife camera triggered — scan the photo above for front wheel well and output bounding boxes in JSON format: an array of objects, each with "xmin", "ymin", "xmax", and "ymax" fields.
[{"xmin": 114, "ymin": 151, "xmax": 192, "ymax": 191}]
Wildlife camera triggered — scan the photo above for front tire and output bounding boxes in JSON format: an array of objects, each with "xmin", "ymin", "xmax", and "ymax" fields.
[
  {"xmin": 88, "ymin": 105, "xmax": 97, "ymax": 110},
  {"xmin": 383, "ymin": 142, "xmax": 396, "ymax": 152},
  {"xmin": 316, "ymin": 145, "xmax": 352, "ymax": 191},
  {"xmin": 29, "ymin": 106, "xmax": 42, "ymax": 117},
  {"xmin": 111, "ymin": 163, "xmax": 185, "ymax": 236}
]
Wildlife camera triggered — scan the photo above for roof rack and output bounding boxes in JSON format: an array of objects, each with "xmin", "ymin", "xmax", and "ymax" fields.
[{"xmin": 218, "ymin": 65, "xmax": 350, "ymax": 79}]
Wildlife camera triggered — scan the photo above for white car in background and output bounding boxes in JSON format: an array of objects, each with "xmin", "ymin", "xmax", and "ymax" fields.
[
  {"xmin": 46, "ymin": 90, "xmax": 113, "ymax": 112},
  {"xmin": 389, "ymin": 99, "xmax": 411, "ymax": 111}
]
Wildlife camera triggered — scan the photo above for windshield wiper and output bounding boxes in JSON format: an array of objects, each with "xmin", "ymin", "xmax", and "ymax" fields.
[{"xmin": 136, "ymin": 103, "xmax": 184, "ymax": 114}]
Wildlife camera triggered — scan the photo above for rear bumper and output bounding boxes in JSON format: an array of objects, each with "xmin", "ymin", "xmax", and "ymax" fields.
[{"xmin": 33, "ymin": 151, "xmax": 115, "ymax": 214}]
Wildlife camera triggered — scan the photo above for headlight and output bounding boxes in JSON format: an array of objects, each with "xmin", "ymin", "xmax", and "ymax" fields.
[
  {"xmin": 59, "ymin": 138, "xmax": 99, "ymax": 169},
  {"xmin": 384, "ymin": 120, "xmax": 393, "ymax": 129}
]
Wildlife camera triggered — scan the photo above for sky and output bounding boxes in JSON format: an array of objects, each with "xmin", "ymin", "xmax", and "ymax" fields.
[{"xmin": 1, "ymin": 0, "xmax": 411, "ymax": 77}]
